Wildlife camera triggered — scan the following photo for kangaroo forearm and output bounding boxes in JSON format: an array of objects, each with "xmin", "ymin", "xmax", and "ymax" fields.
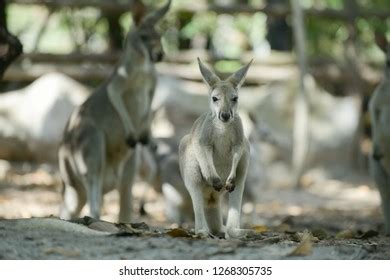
[
  {"xmin": 229, "ymin": 153, "xmax": 241, "ymax": 177},
  {"xmin": 107, "ymin": 86, "xmax": 136, "ymax": 137},
  {"xmin": 229, "ymin": 146, "xmax": 244, "ymax": 176},
  {"xmin": 194, "ymin": 144, "xmax": 218, "ymax": 179},
  {"xmin": 140, "ymin": 111, "xmax": 153, "ymax": 133}
]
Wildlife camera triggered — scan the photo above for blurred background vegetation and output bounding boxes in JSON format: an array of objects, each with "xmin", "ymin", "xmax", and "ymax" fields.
[
  {"xmin": 1, "ymin": 0, "xmax": 390, "ymax": 174},
  {"xmin": 0, "ymin": 0, "xmax": 388, "ymax": 108},
  {"xmin": 4, "ymin": 0, "xmax": 389, "ymax": 59},
  {"xmin": 1, "ymin": 0, "xmax": 390, "ymax": 234}
]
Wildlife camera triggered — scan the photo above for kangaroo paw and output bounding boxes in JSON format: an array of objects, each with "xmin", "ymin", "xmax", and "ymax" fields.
[
  {"xmin": 209, "ymin": 177, "xmax": 223, "ymax": 192},
  {"xmin": 126, "ymin": 135, "xmax": 137, "ymax": 148},
  {"xmin": 225, "ymin": 178, "xmax": 236, "ymax": 193},
  {"xmin": 139, "ymin": 133, "xmax": 150, "ymax": 145}
]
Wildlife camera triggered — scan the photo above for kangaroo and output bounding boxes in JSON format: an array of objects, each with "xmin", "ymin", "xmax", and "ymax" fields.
[
  {"xmin": 140, "ymin": 133, "xmax": 266, "ymax": 225},
  {"xmin": 139, "ymin": 138, "xmax": 193, "ymax": 224},
  {"xmin": 369, "ymin": 36, "xmax": 390, "ymax": 235},
  {"xmin": 179, "ymin": 58, "xmax": 252, "ymax": 238},
  {"xmin": 58, "ymin": 0, "xmax": 171, "ymax": 223}
]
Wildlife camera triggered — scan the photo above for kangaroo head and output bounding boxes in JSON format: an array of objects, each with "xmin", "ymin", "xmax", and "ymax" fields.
[
  {"xmin": 126, "ymin": 0, "xmax": 171, "ymax": 62},
  {"xmin": 198, "ymin": 58, "xmax": 252, "ymax": 123}
]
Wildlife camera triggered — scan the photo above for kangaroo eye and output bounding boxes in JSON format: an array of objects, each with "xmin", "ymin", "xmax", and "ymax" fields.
[
  {"xmin": 212, "ymin": 97, "xmax": 219, "ymax": 102},
  {"xmin": 232, "ymin": 97, "xmax": 238, "ymax": 102}
]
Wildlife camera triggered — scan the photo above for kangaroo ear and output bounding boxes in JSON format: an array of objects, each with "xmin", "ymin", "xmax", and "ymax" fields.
[
  {"xmin": 140, "ymin": 0, "xmax": 171, "ymax": 27},
  {"xmin": 132, "ymin": 0, "xmax": 147, "ymax": 27},
  {"xmin": 226, "ymin": 59, "xmax": 253, "ymax": 90},
  {"xmin": 197, "ymin": 58, "xmax": 220, "ymax": 89}
]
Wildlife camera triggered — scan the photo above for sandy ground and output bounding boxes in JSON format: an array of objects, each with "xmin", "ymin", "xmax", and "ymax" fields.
[{"xmin": 0, "ymin": 160, "xmax": 389, "ymax": 260}]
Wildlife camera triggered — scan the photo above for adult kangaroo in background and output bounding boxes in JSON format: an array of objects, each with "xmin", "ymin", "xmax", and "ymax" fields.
[
  {"xmin": 179, "ymin": 58, "xmax": 252, "ymax": 239},
  {"xmin": 370, "ymin": 34, "xmax": 390, "ymax": 235},
  {"xmin": 58, "ymin": 0, "xmax": 171, "ymax": 223}
]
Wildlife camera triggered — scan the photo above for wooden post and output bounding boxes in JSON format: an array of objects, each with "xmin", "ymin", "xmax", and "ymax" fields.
[
  {"xmin": 290, "ymin": 0, "xmax": 309, "ymax": 189},
  {"xmin": 343, "ymin": 0, "xmax": 366, "ymax": 170}
]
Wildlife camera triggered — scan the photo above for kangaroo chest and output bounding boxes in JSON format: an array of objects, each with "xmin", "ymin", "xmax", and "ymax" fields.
[
  {"xmin": 211, "ymin": 127, "xmax": 236, "ymax": 178},
  {"xmin": 123, "ymin": 72, "xmax": 155, "ymax": 129}
]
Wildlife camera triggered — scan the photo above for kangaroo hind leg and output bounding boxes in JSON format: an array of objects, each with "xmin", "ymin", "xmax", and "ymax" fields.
[
  {"xmin": 59, "ymin": 147, "xmax": 86, "ymax": 219},
  {"xmin": 75, "ymin": 127, "xmax": 106, "ymax": 220}
]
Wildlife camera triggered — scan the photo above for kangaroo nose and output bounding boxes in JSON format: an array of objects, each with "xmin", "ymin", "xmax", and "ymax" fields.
[{"xmin": 220, "ymin": 112, "xmax": 231, "ymax": 122}]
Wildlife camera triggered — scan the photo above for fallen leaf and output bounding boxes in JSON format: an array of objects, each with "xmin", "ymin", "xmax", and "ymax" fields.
[
  {"xmin": 252, "ymin": 225, "xmax": 269, "ymax": 233},
  {"xmin": 44, "ymin": 247, "xmax": 80, "ymax": 258},
  {"xmin": 130, "ymin": 222, "xmax": 149, "ymax": 231},
  {"xmin": 166, "ymin": 228, "xmax": 192, "ymax": 238},
  {"xmin": 356, "ymin": 230, "xmax": 379, "ymax": 239},
  {"xmin": 335, "ymin": 229, "xmax": 357, "ymax": 239},
  {"xmin": 89, "ymin": 221, "xmax": 119, "ymax": 233},
  {"xmin": 113, "ymin": 232, "xmax": 140, "ymax": 237},
  {"xmin": 116, "ymin": 223, "xmax": 144, "ymax": 235},
  {"xmin": 274, "ymin": 223, "xmax": 291, "ymax": 233},
  {"xmin": 288, "ymin": 231, "xmax": 313, "ymax": 257},
  {"xmin": 292, "ymin": 231, "xmax": 319, "ymax": 243},
  {"xmin": 311, "ymin": 228, "xmax": 328, "ymax": 240}
]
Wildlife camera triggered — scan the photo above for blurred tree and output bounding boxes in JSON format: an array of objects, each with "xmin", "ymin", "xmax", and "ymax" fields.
[
  {"xmin": 102, "ymin": 10, "xmax": 124, "ymax": 50},
  {"xmin": 266, "ymin": 0, "xmax": 292, "ymax": 51},
  {"xmin": 291, "ymin": 0, "xmax": 309, "ymax": 189},
  {"xmin": 0, "ymin": 0, "xmax": 22, "ymax": 79}
]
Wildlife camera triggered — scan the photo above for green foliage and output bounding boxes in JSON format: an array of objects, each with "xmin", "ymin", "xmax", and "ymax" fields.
[
  {"xmin": 5, "ymin": 0, "xmax": 390, "ymax": 64},
  {"xmin": 181, "ymin": 12, "xmax": 218, "ymax": 39},
  {"xmin": 214, "ymin": 60, "xmax": 243, "ymax": 74},
  {"xmin": 306, "ymin": 17, "xmax": 346, "ymax": 58}
]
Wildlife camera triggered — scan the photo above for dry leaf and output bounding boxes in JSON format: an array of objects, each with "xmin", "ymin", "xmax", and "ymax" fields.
[
  {"xmin": 44, "ymin": 247, "xmax": 80, "ymax": 258},
  {"xmin": 292, "ymin": 231, "xmax": 319, "ymax": 243},
  {"xmin": 356, "ymin": 230, "xmax": 379, "ymax": 239},
  {"xmin": 288, "ymin": 231, "xmax": 313, "ymax": 257},
  {"xmin": 252, "ymin": 225, "xmax": 269, "ymax": 233},
  {"xmin": 274, "ymin": 223, "xmax": 291, "ymax": 233},
  {"xmin": 335, "ymin": 229, "xmax": 356, "ymax": 239},
  {"xmin": 116, "ymin": 223, "xmax": 144, "ymax": 235},
  {"xmin": 88, "ymin": 221, "xmax": 119, "ymax": 233},
  {"xmin": 311, "ymin": 228, "xmax": 328, "ymax": 240},
  {"xmin": 129, "ymin": 222, "xmax": 149, "ymax": 231},
  {"xmin": 166, "ymin": 228, "xmax": 192, "ymax": 238}
]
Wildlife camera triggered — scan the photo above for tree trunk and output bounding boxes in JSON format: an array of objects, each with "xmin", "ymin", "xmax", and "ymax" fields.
[
  {"xmin": 290, "ymin": 0, "xmax": 309, "ymax": 189},
  {"xmin": 102, "ymin": 11, "xmax": 124, "ymax": 51},
  {"xmin": 266, "ymin": 0, "xmax": 292, "ymax": 51},
  {"xmin": 0, "ymin": 0, "xmax": 23, "ymax": 79},
  {"xmin": 343, "ymin": 0, "xmax": 366, "ymax": 170}
]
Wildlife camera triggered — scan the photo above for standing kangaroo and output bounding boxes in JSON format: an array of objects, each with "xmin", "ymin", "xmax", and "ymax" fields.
[
  {"xmin": 58, "ymin": 0, "xmax": 171, "ymax": 223},
  {"xmin": 369, "ymin": 37, "xmax": 390, "ymax": 235},
  {"xmin": 179, "ymin": 58, "xmax": 252, "ymax": 238}
]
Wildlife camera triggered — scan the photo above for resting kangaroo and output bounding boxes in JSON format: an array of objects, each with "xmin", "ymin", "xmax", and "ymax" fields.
[
  {"xmin": 369, "ymin": 37, "xmax": 390, "ymax": 235},
  {"xmin": 58, "ymin": 0, "xmax": 171, "ymax": 223},
  {"xmin": 179, "ymin": 58, "xmax": 252, "ymax": 238}
]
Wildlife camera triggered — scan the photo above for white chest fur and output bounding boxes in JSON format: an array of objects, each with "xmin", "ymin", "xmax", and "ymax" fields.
[{"xmin": 212, "ymin": 124, "xmax": 234, "ymax": 179}]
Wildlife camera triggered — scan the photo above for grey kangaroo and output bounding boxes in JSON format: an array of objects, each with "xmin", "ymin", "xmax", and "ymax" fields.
[
  {"xmin": 58, "ymin": 0, "xmax": 171, "ymax": 223},
  {"xmin": 369, "ymin": 36, "xmax": 390, "ymax": 235},
  {"xmin": 179, "ymin": 58, "xmax": 252, "ymax": 238}
]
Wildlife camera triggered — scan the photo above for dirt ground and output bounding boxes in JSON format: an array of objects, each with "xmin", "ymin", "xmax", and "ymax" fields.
[{"xmin": 0, "ymin": 160, "xmax": 389, "ymax": 260}]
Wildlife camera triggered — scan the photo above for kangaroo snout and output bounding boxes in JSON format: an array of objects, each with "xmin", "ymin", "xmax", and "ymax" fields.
[{"xmin": 219, "ymin": 112, "xmax": 231, "ymax": 122}]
